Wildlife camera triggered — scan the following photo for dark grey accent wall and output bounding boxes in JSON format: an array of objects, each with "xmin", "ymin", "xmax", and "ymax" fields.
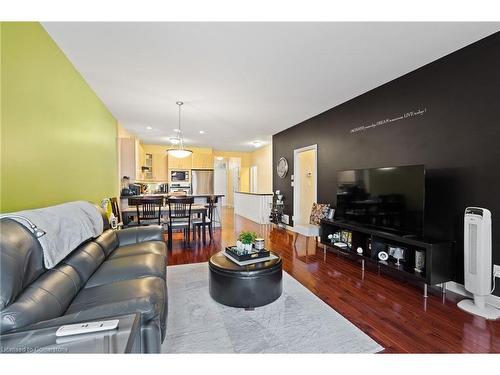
[{"xmin": 273, "ymin": 32, "xmax": 500, "ymax": 294}]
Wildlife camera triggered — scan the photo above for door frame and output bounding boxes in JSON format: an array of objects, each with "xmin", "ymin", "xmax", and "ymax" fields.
[
  {"xmin": 293, "ymin": 144, "xmax": 318, "ymax": 226},
  {"xmin": 250, "ymin": 165, "xmax": 258, "ymax": 193}
]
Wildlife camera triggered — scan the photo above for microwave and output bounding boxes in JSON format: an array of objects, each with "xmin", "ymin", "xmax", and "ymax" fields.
[{"xmin": 170, "ymin": 170, "xmax": 190, "ymax": 182}]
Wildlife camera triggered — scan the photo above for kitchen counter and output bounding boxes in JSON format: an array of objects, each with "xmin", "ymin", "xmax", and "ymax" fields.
[{"xmin": 234, "ymin": 191, "xmax": 273, "ymax": 196}]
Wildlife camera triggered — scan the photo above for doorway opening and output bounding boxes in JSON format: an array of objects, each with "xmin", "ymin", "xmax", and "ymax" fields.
[{"xmin": 293, "ymin": 145, "xmax": 318, "ymax": 226}]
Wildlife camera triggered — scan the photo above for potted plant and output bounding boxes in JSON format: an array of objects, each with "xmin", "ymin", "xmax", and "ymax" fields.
[{"xmin": 238, "ymin": 231, "xmax": 258, "ymax": 252}]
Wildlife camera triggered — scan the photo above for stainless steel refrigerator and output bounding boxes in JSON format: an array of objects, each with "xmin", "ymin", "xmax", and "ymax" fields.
[{"xmin": 191, "ymin": 169, "xmax": 214, "ymax": 195}]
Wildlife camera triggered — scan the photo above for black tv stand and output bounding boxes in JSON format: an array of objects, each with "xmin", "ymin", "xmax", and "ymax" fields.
[{"xmin": 320, "ymin": 219, "xmax": 454, "ymax": 297}]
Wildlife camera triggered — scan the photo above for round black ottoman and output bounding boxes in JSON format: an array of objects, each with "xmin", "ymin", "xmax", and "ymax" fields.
[{"xmin": 209, "ymin": 251, "xmax": 283, "ymax": 308}]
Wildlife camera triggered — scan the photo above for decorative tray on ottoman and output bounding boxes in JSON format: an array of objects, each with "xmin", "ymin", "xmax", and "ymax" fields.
[{"xmin": 225, "ymin": 246, "xmax": 270, "ymax": 262}]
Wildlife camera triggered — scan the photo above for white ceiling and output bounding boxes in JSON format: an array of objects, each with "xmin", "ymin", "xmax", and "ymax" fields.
[{"xmin": 43, "ymin": 22, "xmax": 499, "ymax": 151}]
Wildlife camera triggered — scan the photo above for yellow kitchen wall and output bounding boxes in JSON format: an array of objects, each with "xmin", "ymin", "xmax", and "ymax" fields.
[
  {"xmin": 1, "ymin": 22, "xmax": 118, "ymax": 212},
  {"xmin": 141, "ymin": 144, "xmax": 169, "ymax": 154},
  {"xmin": 213, "ymin": 150, "xmax": 251, "ymax": 190},
  {"xmin": 250, "ymin": 144, "xmax": 273, "ymax": 193}
]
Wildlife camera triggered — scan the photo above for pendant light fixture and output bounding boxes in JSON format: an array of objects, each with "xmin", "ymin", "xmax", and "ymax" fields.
[{"xmin": 167, "ymin": 101, "xmax": 192, "ymax": 158}]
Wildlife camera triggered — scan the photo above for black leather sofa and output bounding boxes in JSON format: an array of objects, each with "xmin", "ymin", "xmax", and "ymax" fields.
[{"xmin": 0, "ymin": 212, "xmax": 168, "ymax": 353}]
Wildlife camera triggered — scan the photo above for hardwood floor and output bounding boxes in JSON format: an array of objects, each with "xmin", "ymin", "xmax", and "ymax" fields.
[{"xmin": 167, "ymin": 207, "xmax": 500, "ymax": 353}]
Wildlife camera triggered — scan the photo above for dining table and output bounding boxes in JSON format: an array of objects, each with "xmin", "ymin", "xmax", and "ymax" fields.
[{"xmin": 121, "ymin": 203, "xmax": 210, "ymax": 244}]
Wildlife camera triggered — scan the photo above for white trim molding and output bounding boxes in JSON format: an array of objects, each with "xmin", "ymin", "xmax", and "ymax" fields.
[{"xmin": 293, "ymin": 144, "xmax": 318, "ymax": 227}]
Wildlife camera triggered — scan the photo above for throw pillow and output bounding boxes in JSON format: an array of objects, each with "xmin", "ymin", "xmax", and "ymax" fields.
[{"xmin": 309, "ymin": 203, "xmax": 330, "ymax": 225}]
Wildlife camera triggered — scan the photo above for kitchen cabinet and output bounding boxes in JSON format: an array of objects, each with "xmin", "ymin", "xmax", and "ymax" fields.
[
  {"xmin": 167, "ymin": 153, "xmax": 192, "ymax": 170},
  {"xmin": 136, "ymin": 143, "xmax": 146, "ymax": 180},
  {"xmin": 144, "ymin": 153, "xmax": 153, "ymax": 180},
  {"xmin": 152, "ymin": 153, "xmax": 168, "ymax": 181},
  {"xmin": 126, "ymin": 144, "xmax": 214, "ymax": 181},
  {"xmin": 120, "ymin": 138, "xmax": 144, "ymax": 181}
]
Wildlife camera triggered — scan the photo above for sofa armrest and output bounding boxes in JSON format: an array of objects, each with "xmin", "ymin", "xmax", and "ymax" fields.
[
  {"xmin": 116, "ymin": 225, "xmax": 164, "ymax": 246},
  {"xmin": 2, "ymin": 311, "xmax": 129, "ymax": 334},
  {"xmin": 2, "ymin": 312, "xmax": 146, "ymax": 353}
]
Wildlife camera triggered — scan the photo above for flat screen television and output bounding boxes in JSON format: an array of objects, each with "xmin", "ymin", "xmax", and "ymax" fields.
[{"xmin": 336, "ymin": 165, "xmax": 425, "ymax": 236}]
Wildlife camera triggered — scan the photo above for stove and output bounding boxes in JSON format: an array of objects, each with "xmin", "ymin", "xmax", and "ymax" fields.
[{"xmin": 168, "ymin": 183, "xmax": 191, "ymax": 195}]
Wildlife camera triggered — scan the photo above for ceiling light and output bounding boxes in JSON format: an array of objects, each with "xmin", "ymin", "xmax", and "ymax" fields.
[
  {"xmin": 167, "ymin": 101, "xmax": 193, "ymax": 159},
  {"xmin": 169, "ymin": 137, "xmax": 180, "ymax": 145},
  {"xmin": 146, "ymin": 126, "xmax": 153, "ymax": 130},
  {"xmin": 216, "ymin": 156, "xmax": 223, "ymax": 161},
  {"xmin": 199, "ymin": 130, "xmax": 205, "ymax": 134},
  {"xmin": 168, "ymin": 149, "xmax": 193, "ymax": 159},
  {"xmin": 252, "ymin": 140, "xmax": 262, "ymax": 148}
]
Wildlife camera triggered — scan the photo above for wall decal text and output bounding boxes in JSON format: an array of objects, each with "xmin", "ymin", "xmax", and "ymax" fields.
[{"xmin": 350, "ymin": 108, "xmax": 427, "ymax": 134}]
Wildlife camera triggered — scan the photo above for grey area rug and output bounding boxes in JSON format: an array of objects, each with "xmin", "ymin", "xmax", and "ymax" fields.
[{"xmin": 162, "ymin": 262, "xmax": 383, "ymax": 353}]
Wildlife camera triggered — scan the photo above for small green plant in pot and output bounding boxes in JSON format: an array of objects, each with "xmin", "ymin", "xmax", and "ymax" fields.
[{"xmin": 237, "ymin": 231, "xmax": 258, "ymax": 252}]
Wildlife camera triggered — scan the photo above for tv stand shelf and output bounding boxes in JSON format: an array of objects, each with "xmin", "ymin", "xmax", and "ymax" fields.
[{"xmin": 320, "ymin": 219, "xmax": 454, "ymax": 294}]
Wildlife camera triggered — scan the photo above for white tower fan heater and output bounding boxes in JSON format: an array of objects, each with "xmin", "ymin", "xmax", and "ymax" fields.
[{"xmin": 457, "ymin": 207, "xmax": 500, "ymax": 319}]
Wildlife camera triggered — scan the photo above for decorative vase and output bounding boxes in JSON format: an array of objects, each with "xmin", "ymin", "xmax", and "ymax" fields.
[
  {"xmin": 415, "ymin": 250, "xmax": 425, "ymax": 273},
  {"xmin": 236, "ymin": 240, "xmax": 244, "ymax": 251},
  {"xmin": 243, "ymin": 243, "xmax": 253, "ymax": 252},
  {"xmin": 110, "ymin": 213, "xmax": 118, "ymax": 230},
  {"xmin": 254, "ymin": 238, "xmax": 265, "ymax": 250}
]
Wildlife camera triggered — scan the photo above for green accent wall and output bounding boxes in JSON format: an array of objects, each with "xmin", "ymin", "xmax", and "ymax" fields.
[{"xmin": 1, "ymin": 22, "xmax": 118, "ymax": 212}]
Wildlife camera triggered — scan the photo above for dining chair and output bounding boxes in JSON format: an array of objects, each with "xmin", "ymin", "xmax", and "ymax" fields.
[
  {"xmin": 207, "ymin": 195, "xmax": 221, "ymax": 228},
  {"xmin": 166, "ymin": 196, "xmax": 194, "ymax": 249},
  {"xmin": 192, "ymin": 195, "xmax": 216, "ymax": 244},
  {"xmin": 129, "ymin": 197, "xmax": 163, "ymax": 226}
]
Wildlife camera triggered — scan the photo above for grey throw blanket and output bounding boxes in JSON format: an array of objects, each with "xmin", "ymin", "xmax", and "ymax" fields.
[{"xmin": 7, "ymin": 201, "xmax": 104, "ymax": 269}]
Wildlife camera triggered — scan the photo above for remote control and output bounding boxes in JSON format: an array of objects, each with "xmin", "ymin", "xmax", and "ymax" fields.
[{"xmin": 55, "ymin": 319, "xmax": 119, "ymax": 337}]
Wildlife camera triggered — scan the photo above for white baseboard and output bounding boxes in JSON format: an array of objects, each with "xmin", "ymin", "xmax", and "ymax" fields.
[{"xmin": 446, "ymin": 281, "xmax": 500, "ymax": 309}]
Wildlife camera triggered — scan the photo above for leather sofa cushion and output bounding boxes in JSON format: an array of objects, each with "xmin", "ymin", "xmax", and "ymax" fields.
[
  {"xmin": 65, "ymin": 276, "xmax": 166, "ymax": 323},
  {"xmin": 0, "ymin": 219, "xmax": 45, "ymax": 309},
  {"xmin": 116, "ymin": 225, "xmax": 164, "ymax": 247},
  {"xmin": 93, "ymin": 229, "xmax": 119, "ymax": 257},
  {"xmin": 108, "ymin": 241, "xmax": 166, "ymax": 260},
  {"xmin": 84, "ymin": 254, "xmax": 166, "ymax": 288},
  {"xmin": 0, "ymin": 264, "xmax": 81, "ymax": 333},
  {"xmin": 63, "ymin": 242, "xmax": 105, "ymax": 284}
]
